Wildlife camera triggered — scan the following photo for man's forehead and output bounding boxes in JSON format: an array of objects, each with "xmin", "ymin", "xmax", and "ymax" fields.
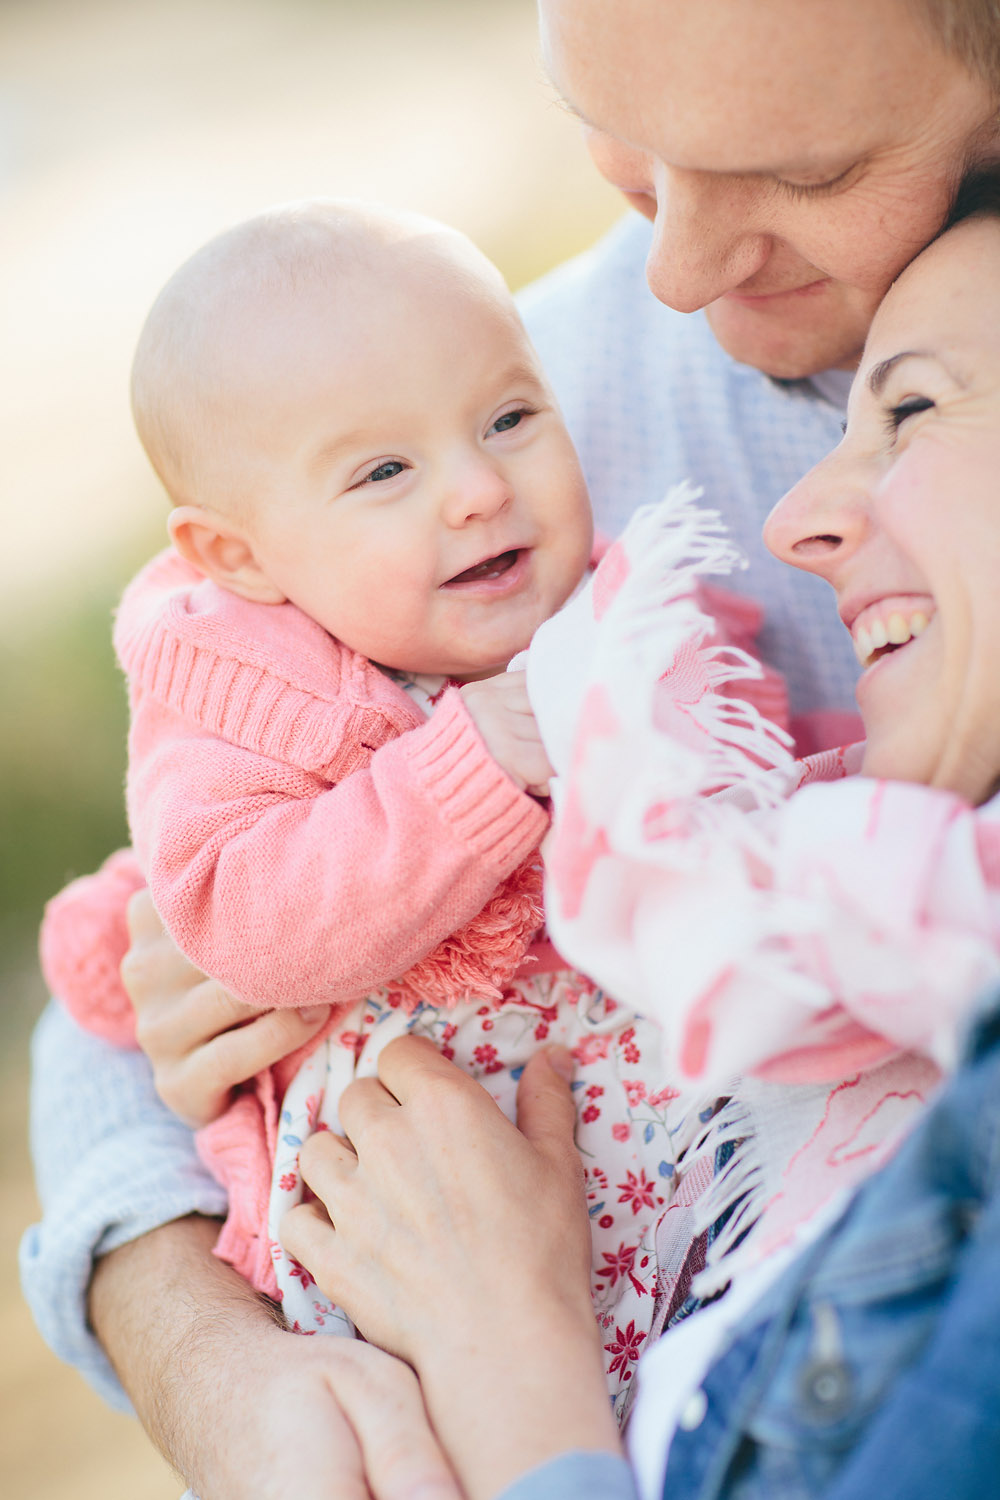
[{"xmin": 539, "ymin": 0, "xmax": 955, "ymax": 170}]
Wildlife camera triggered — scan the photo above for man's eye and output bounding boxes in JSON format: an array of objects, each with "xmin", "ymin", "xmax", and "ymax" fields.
[
  {"xmin": 363, "ymin": 460, "xmax": 406, "ymax": 483},
  {"xmin": 775, "ymin": 165, "xmax": 856, "ymax": 200},
  {"xmin": 884, "ymin": 395, "xmax": 935, "ymax": 434},
  {"xmin": 489, "ymin": 409, "xmax": 529, "ymax": 435}
]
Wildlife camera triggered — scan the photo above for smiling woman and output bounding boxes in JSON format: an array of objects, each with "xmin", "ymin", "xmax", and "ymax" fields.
[{"xmin": 765, "ymin": 185, "xmax": 1000, "ymax": 803}]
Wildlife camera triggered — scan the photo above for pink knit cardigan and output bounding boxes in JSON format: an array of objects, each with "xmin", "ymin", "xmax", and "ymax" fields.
[
  {"xmin": 39, "ymin": 544, "xmax": 798, "ymax": 1297},
  {"xmin": 43, "ymin": 548, "xmax": 551, "ymax": 1294}
]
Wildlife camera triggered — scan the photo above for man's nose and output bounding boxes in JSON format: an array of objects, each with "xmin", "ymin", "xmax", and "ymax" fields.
[
  {"xmin": 763, "ymin": 452, "xmax": 870, "ymax": 584},
  {"xmin": 441, "ymin": 454, "xmax": 512, "ymax": 527},
  {"xmin": 645, "ymin": 166, "xmax": 772, "ymax": 313}
]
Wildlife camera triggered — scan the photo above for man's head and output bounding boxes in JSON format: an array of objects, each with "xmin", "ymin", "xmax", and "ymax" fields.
[
  {"xmin": 539, "ymin": 0, "xmax": 1000, "ymax": 377},
  {"xmin": 131, "ymin": 200, "xmax": 592, "ymax": 680}
]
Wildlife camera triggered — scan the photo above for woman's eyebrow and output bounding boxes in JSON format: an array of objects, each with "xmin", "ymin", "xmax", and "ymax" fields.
[{"xmin": 866, "ymin": 350, "xmax": 930, "ymax": 396}]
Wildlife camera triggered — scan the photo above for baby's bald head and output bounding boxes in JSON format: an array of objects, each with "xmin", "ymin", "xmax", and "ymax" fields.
[
  {"xmin": 131, "ymin": 199, "xmax": 510, "ymax": 517},
  {"xmin": 133, "ymin": 197, "xmax": 591, "ymax": 674}
]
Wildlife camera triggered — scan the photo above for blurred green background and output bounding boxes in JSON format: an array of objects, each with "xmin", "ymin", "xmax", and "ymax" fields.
[{"xmin": 0, "ymin": 0, "xmax": 622, "ymax": 1493}]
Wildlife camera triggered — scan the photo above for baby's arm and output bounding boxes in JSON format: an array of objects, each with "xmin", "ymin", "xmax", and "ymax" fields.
[{"xmin": 132, "ymin": 687, "xmax": 547, "ymax": 1011}]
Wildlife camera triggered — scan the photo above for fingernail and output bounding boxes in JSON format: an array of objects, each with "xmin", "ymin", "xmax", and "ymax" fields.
[
  {"xmin": 299, "ymin": 1005, "xmax": 329, "ymax": 1024},
  {"xmin": 546, "ymin": 1045, "xmax": 575, "ymax": 1082}
]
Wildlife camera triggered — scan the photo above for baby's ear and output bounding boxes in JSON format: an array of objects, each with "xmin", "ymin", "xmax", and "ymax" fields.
[{"xmin": 168, "ymin": 505, "xmax": 286, "ymax": 604}]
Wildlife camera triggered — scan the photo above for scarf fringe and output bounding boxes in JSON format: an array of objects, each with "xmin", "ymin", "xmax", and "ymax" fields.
[
  {"xmin": 584, "ymin": 487, "xmax": 809, "ymax": 1283},
  {"xmin": 662, "ymin": 1088, "xmax": 771, "ymax": 1296},
  {"xmin": 593, "ymin": 485, "xmax": 796, "ymax": 823}
]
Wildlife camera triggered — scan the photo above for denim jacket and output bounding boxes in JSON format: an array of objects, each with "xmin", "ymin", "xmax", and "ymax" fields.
[
  {"xmin": 500, "ymin": 994, "xmax": 1000, "ymax": 1500},
  {"xmin": 663, "ymin": 993, "xmax": 1000, "ymax": 1500}
]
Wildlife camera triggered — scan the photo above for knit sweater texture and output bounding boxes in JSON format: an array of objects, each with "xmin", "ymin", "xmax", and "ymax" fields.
[{"xmin": 43, "ymin": 547, "xmax": 550, "ymax": 1293}]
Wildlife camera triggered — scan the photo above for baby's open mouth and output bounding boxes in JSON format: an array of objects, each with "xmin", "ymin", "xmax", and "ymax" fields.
[{"xmin": 443, "ymin": 549, "xmax": 521, "ymax": 586}]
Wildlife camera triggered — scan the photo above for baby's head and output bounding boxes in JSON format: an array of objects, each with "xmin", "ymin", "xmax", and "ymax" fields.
[
  {"xmin": 132, "ymin": 199, "xmax": 592, "ymax": 680},
  {"xmin": 765, "ymin": 168, "xmax": 1000, "ymax": 804}
]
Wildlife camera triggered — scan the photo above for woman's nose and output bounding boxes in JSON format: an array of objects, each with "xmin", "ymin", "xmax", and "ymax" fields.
[
  {"xmin": 763, "ymin": 454, "xmax": 870, "ymax": 582},
  {"xmin": 644, "ymin": 166, "xmax": 771, "ymax": 314}
]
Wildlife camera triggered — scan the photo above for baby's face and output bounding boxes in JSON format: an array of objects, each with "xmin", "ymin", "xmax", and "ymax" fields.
[
  {"xmin": 765, "ymin": 216, "xmax": 1000, "ymax": 804},
  {"xmin": 230, "ymin": 246, "xmax": 593, "ymax": 680}
]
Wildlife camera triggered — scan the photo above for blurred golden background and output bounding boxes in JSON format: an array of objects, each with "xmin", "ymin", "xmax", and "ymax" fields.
[{"xmin": 0, "ymin": 0, "xmax": 621, "ymax": 1492}]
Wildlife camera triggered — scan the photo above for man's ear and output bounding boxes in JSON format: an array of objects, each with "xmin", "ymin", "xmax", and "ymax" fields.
[{"xmin": 168, "ymin": 505, "xmax": 287, "ymax": 604}]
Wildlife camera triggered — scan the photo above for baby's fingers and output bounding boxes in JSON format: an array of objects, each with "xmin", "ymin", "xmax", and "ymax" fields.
[{"xmin": 508, "ymin": 740, "xmax": 554, "ymax": 797}]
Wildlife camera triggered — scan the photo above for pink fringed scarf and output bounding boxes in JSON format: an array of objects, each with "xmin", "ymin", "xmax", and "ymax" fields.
[{"xmin": 526, "ymin": 484, "xmax": 1000, "ymax": 1294}]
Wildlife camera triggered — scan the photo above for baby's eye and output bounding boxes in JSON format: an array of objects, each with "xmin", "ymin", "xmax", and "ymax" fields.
[
  {"xmin": 884, "ymin": 395, "xmax": 935, "ymax": 435},
  {"xmin": 488, "ymin": 408, "xmax": 531, "ymax": 436},
  {"xmin": 361, "ymin": 460, "xmax": 406, "ymax": 484}
]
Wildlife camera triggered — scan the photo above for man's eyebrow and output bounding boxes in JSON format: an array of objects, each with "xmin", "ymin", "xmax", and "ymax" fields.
[
  {"xmin": 550, "ymin": 90, "xmax": 853, "ymax": 178},
  {"xmin": 552, "ymin": 92, "xmax": 589, "ymax": 125}
]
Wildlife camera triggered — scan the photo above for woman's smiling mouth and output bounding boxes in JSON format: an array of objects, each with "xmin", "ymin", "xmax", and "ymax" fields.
[{"xmin": 848, "ymin": 594, "xmax": 935, "ymax": 668}]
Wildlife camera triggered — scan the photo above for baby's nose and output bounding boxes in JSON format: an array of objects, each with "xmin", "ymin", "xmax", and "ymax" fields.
[{"xmin": 442, "ymin": 458, "xmax": 512, "ymax": 526}]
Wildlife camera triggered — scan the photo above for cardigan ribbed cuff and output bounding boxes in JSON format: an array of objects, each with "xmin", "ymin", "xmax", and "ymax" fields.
[{"xmin": 404, "ymin": 688, "xmax": 548, "ymax": 867}]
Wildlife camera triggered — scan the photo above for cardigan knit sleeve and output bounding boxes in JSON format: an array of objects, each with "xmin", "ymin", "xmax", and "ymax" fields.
[
  {"xmin": 128, "ymin": 686, "xmax": 547, "ymax": 1011},
  {"xmin": 103, "ymin": 548, "xmax": 549, "ymax": 1012}
]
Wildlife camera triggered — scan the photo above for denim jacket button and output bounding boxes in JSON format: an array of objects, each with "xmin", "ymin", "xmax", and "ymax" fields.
[
  {"xmin": 798, "ymin": 1358, "xmax": 854, "ymax": 1422},
  {"xmin": 678, "ymin": 1388, "xmax": 708, "ymax": 1431}
]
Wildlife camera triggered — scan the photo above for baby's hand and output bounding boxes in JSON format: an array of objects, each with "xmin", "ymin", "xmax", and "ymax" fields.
[{"xmin": 459, "ymin": 670, "xmax": 553, "ymax": 796}]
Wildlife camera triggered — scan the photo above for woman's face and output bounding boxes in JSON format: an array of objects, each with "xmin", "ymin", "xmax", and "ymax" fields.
[{"xmin": 764, "ymin": 216, "xmax": 1000, "ymax": 804}]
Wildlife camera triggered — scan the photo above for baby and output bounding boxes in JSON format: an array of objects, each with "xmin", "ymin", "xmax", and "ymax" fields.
[{"xmin": 44, "ymin": 199, "xmax": 725, "ymax": 1418}]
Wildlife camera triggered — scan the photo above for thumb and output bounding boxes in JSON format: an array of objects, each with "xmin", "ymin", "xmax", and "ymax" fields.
[{"xmin": 515, "ymin": 1046, "xmax": 579, "ymax": 1167}]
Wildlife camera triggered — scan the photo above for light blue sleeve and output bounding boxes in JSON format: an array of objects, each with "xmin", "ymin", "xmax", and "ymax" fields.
[
  {"xmin": 18, "ymin": 1002, "xmax": 228, "ymax": 1411},
  {"xmin": 497, "ymin": 1452, "xmax": 639, "ymax": 1500}
]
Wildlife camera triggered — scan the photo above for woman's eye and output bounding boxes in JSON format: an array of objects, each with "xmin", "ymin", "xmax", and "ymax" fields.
[
  {"xmin": 362, "ymin": 460, "xmax": 406, "ymax": 484},
  {"xmin": 489, "ymin": 408, "xmax": 530, "ymax": 435},
  {"xmin": 884, "ymin": 395, "xmax": 935, "ymax": 435}
]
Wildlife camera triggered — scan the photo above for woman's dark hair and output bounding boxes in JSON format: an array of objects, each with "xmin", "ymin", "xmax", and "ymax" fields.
[{"xmin": 945, "ymin": 162, "xmax": 1000, "ymax": 229}]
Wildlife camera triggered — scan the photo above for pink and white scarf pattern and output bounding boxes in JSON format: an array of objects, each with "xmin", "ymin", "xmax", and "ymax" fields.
[{"xmin": 526, "ymin": 484, "xmax": 1000, "ymax": 1292}]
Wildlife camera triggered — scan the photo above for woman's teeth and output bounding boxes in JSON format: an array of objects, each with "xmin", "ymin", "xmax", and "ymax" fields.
[{"xmin": 853, "ymin": 609, "xmax": 929, "ymax": 667}]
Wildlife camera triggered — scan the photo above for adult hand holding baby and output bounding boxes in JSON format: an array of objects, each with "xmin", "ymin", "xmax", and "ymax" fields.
[
  {"xmin": 460, "ymin": 670, "xmax": 554, "ymax": 798},
  {"xmin": 121, "ymin": 887, "xmax": 330, "ymax": 1127},
  {"xmin": 91, "ymin": 1215, "xmax": 459, "ymax": 1500},
  {"xmin": 283, "ymin": 1035, "xmax": 621, "ymax": 1500}
]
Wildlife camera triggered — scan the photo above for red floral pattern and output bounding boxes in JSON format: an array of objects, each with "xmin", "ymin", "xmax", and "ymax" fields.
[
  {"xmin": 604, "ymin": 1319, "xmax": 647, "ymax": 1380},
  {"xmin": 269, "ymin": 967, "xmax": 681, "ymax": 1424}
]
